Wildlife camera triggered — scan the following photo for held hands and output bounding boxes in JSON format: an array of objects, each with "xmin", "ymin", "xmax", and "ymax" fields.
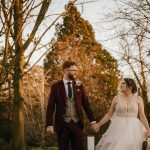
[
  {"xmin": 91, "ymin": 122, "xmax": 100, "ymax": 133},
  {"xmin": 46, "ymin": 126, "xmax": 54, "ymax": 134}
]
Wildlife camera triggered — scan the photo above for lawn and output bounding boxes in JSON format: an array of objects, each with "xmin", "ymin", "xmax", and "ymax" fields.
[{"xmin": 29, "ymin": 147, "xmax": 58, "ymax": 150}]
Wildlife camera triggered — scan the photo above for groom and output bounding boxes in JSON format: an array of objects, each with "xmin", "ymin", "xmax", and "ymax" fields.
[{"xmin": 46, "ymin": 60, "xmax": 99, "ymax": 150}]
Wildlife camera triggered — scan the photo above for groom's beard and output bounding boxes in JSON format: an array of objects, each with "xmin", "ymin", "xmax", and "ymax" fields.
[{"xmin": 68, "ymin": 73, "xmax": 76, "ymax": 80}]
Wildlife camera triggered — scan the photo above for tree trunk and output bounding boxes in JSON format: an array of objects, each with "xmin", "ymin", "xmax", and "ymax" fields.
[
  {"xmin": 141, "ymin": 89, "xmax": 149, "ymax": 116},
  {"xmin": 137, "ymin": 35, "xmax": 149, "ymax": 117},
  {"xmin": 11, "ymin": 0, "xmax": 25, "ymax": 149}
]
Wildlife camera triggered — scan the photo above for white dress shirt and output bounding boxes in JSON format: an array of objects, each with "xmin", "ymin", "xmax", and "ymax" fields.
[{"xmin": 63, "ymin": 78, "xmax": 73, "ymax": 98}]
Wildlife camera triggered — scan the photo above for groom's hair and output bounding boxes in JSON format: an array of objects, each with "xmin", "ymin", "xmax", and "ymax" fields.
[
  {"xmin": 62, "ymin": 60, "xmax": 77, "ymax": 70},
  {"xmin": 124, "ymin": 78, "xmax": 137, "ymax": 94}
]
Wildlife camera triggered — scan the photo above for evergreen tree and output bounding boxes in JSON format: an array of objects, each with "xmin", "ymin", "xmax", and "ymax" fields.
[{"xmin": 44, "ymin": 2, "xmax": 120, "ymax": 144}]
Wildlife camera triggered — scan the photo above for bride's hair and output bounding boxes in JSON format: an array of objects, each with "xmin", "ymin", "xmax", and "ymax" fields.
[
  {"xmin": 124, "ymin": 78, "xmax": 137, "ymax": 94},
  {"xmin": 117, "ymin": 78, "xmax": 137, "ymax": 94}
]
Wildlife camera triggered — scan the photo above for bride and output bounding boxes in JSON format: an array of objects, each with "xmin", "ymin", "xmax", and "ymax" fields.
[{"xmin": 95, "ymin": 78, "xmax": 150, "ymax": 150}]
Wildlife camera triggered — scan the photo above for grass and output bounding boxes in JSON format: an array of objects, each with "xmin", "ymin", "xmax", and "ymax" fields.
[
  {"xmin": 28, "ymin": 147, "xmax": 58, "ymax": 150},
  {"xmin": 28, "ymin": 146, "xmax": 150, "ymax": 150}
]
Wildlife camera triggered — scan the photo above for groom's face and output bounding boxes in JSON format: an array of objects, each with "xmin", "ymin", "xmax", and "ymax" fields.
[{"xmin": 67, "ymin": 65, "xmax": 78, "ymax": 80}]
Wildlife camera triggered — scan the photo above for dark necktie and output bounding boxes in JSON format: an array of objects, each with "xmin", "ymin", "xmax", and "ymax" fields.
[{"xmin": 67, "ymin": 82, "xmax": 72, "ymax": 99}]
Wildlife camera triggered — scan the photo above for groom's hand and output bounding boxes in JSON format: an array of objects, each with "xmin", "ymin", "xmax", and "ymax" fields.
[
  {"xmin": 47, "ymin": 126, "xmax": 54, "ymax": 134},
  {"xmin": 91, "ymin": 122, "xmax": 100, "ymax": 133}
]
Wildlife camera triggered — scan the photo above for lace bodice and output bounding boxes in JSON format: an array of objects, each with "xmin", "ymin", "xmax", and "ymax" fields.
[{"xmin": 115, "ymin": 95, "xmax": 139, "ymax": 117}]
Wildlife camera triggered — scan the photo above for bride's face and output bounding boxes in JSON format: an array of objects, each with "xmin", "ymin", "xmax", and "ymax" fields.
[{"xmin": 119, "ymin": 80, "xmax": 128, "ymax": 92}]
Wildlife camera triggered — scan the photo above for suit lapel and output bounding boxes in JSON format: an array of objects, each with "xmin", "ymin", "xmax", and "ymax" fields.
[
  {"xmin": 73, "ymin": 80, "xmax": 78, "ymax": 101},
  {"xmin": 59, "ymin": 80, "xmax": 66, "ymax": 101}
]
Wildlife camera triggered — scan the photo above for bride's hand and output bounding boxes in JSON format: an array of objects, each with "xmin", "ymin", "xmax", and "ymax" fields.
[{"xmin": 91, "ymin": 123, "xmax": 100, "ymax": 133}]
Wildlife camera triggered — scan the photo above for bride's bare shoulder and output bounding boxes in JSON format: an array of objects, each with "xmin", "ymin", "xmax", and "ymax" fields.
[
  {"xmin": 113, "ymin": 95, "xmax": 119, "ymax": 99},
  {"xmin": 135, "ymin": 95, "xmax": 143, "ymax": 104},
  {"xmin": 112, "ymin": 95, "xmax": 119, "ymax": 104}
]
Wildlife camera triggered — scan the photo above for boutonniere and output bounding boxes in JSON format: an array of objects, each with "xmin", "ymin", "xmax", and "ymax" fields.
[
  {"xmin": 75, "ymin": 80, "xmax": 81, "ymax": 92},
  {"xmin": 76, "ymin": 88, "xmax": 81, "ymax": 92}
]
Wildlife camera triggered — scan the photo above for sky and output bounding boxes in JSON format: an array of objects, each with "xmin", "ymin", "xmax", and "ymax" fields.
[{"xmin": 28, "ymin": 0, "xmax": 120, "ymax": 67}]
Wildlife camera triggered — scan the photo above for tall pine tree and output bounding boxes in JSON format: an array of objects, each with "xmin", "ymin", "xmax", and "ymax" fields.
[{"xmin": 44, "ymin": 2, "xmax": 120, "ymax": 144}]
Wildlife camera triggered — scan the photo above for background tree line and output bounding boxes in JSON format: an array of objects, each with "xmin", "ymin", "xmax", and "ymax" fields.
[
  {"xmin": 44, "ymin": 2, "xmax": 119, "ymax": 147},
  {"xmin": 97, "ymin": 0, "xmax": 150, "ymax": 118}
]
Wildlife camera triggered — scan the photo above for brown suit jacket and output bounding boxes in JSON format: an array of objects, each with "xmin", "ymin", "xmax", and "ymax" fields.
[{"xmin": 46, "ymin": 80, "xmax": 95, "ymax": 132}]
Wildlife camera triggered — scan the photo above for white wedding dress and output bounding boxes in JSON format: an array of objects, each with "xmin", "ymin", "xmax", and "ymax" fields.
[{"xmin": 96, "ymin": 95, "xmax": 146, "ymax": 150}]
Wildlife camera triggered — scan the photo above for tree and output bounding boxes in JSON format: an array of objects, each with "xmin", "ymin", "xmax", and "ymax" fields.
[
  {"xmin": 98, "ymin": 0, "xmax": 150, "ymax": 118},
  {"xmin": 119, "ymin": 30, "xmax": 150, "ymax": 116},
  {"xmin": 44, "ymin": 2, "xmax": 119, "ymax": 144},
  {"xmin": 0, "ymin": 0, "xmax": 77, "ymax": 149}
]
